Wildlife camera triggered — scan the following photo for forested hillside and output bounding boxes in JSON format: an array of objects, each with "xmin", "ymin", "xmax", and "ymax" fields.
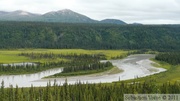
[{"xmin": 0, "ymin": 22, "xmax": 180, "ymax": 51}]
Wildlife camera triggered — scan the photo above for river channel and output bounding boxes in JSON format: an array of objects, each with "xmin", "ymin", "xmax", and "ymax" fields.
[{"xmin": 0, "ymin": 54, "xmax": 166, "ymax": 87}]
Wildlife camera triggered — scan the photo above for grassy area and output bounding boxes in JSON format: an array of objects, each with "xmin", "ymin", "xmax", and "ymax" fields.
[
  {"xmin": 150, "ymin": 58, "xmax": 171, "ymax": 70},
  {"xmin": 0, "ymin": 49, "xmax": 129, "ymax": 64},
  {"xmin": 116, "ymin": 59, "xmax": 180, "ymax": 84},
  {"xmin": 0, "ymin": 54, "xmax": 27, "ymax": 63},
  {"xmin": 20, "ymin": 49, "xmax": 129, "ymax": 59}
]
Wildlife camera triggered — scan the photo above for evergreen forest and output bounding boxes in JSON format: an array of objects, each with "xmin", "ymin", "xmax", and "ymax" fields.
[{"xmin": 0, "ymin": 22, "xmax": 180, "ymax": 51}]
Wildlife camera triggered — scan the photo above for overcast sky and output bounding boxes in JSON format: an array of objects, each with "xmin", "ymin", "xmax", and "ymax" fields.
[{"xmin": 0, "ymin": 0, "xmax": 180, "ymax": 24}]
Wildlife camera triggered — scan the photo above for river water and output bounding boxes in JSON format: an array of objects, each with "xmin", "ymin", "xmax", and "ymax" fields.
[{"xmin": 0, "ymin": 54, "xmax": 166, "ymax": 87}]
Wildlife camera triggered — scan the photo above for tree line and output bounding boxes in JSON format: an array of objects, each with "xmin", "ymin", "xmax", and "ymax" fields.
[
  {"xmin": 62, "ymin": 61, "xmax": 112, "ymax": 73},
  {"xmin": 0, "ymin": 61, "xmax": 66, "ymax": 74},
  {"xmin": 155, "ymin": 52, "xmax": 180, "ymax": 65},
  {"xmin": 19, "ymin": 52, "xmax": 105, "ymax": 60},
  {"xmin": 0, "ymin": 22, "xmax": 180, "ymax": 51},
  {"xmin": 0, "ymin": 80, "xmax": 180, "ymax": 101}
]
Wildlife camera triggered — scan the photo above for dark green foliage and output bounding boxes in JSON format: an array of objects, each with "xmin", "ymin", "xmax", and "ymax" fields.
[
  {"xmin": 0, "ymin": 22, "xmax": 180, "ymax": 51},
  {"xmin": 1, "ymin": 80, "xmax": 180, "ymax": 101},
  {"xmin": 62, "ymin": 61, "xmax": 112, "ymax": 73},
  {"xmin": 155, "ymin": 52, "xmax": 180, "ymax": 65},
  {"xmin": 19, "ymin": 52, "xmax": 104, "ymax": 60},
  {"xmin": 0, "ymin": 61, "xmax": 65, "ymax": 74},
  {"xmin": 53, "ymin": 61, "xmax": 113, "ymax": 76},
  {"xmin": 0, "ymin": 53, "xmax": 107, "ymax": 75}
]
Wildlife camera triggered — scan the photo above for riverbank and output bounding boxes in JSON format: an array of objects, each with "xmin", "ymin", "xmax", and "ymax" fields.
[
  {"xmin": 46, "ymin": 66, "xmax": 123, "ymax": 78},
  {"xmin": 47, "ymin": 66, "xmax": 114, "ymax": 77},
  {"xmin": 117, "ymin": 58, "xmax": 180, "ymax": 84}
]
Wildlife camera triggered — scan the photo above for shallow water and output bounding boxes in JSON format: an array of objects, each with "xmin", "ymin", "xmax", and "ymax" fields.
[
  {"xmin": 2, "ymin": 62, "xmax": 37, "ymax": 66},
  {"xmin": 0, "ymin": 68, "xmax": 63, "ymax": 87},
  {"xmin": 0, "ymin": 54, "xmax": 166, "ymax": 87}
]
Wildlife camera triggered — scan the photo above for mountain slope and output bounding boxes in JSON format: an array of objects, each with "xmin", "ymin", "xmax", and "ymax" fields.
[
  {"xmin": 42, "ymin": 9, "xmax": 96, "ymax": 23},
  {"xmin": 0, "ymin": 11, "xmax": 8, "ymax": 15},
  {"xmin": 100, "ymin": 19, "xmax": 126, "ymax": 24},
  {"xmin": 0, "ymin": 10, "xmax": 40, "ymax": 21},
  {"xmin": 0, "ymin": 9, "xmax": 127, "ymax": 24}
]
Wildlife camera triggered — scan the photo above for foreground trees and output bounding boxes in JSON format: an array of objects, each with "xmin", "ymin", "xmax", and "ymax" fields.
[{"xmin": 0, "ymin": 80, "xmax": 180, "ymax": 101}]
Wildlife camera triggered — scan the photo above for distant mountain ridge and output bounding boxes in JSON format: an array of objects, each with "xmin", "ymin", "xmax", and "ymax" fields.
[
  {"xmin": 0, "ymin": 10, "xmax": 40, "ymax": 21},
  {"xmin": 42, "ymin": 9, "xmax": 96, "ymax": 23},
  {"xmin": 100, "ymin": 19, "xmax": 126, "ymax": 24},
  {"xmin": 0, "ymin": 11, "xmax": 8, "ymax": 15},
  {"xmin": 0, "ymin": 9, "xmax": 126, "ymax": 24}
]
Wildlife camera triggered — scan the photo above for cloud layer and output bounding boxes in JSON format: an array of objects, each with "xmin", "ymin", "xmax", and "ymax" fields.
[{"xmin": 0, "ymin": 0, "xmax": 180, "ymax": 24}]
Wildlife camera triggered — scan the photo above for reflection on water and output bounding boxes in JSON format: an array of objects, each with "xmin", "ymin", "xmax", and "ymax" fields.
[
  {"xmin": 2, "ymin": 62, "xmax": 37, "ymax": 66},
  {"xmin": 0, "ymin": 54, "xmax": 166, "ymax": 88},
  {"xmin": 0, "ymin": 68, "xmax": 63, "ymax": 87}
]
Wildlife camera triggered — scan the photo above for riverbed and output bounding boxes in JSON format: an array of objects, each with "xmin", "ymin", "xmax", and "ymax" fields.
[{"xmin": 0, "ymin": 54, "xmax": 166, "ymax": 87}]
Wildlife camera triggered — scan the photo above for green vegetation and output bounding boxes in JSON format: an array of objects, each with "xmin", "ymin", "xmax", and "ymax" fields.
[
  {"xmin": 0, "ymin": 49, "xmax": 129, "ymax": 75},
  {"xmin": 52, "ymin": 61, "xmax": 113, "ymax": 77},
  {"xmin": 155, "ymin": 52, "xmax": 180, "ymax": 65},
  {"xmin": 50, "ymin": 66, "xmax": 113, "ymax": 77},
  {"xmin": 0, "ymin": 49, "xmax": 128, "ymax": 63},
  {"xmin": 0, "ymin": 61, "xmax": 66, "ymax": 75},
  {"xmin": 0, "ymin": 22, "xmax": 180, "ymax": 51},
  {"xmin": 0, "ymin": 51, "xmax": 28, "ymax": 64},
  {"xmin": 153, "ymin": 64, "xmax": 180, "ymax": 83},
  {"xmin": 0, "ymin": 80, "xmax": 180, "ymax": 101}
]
